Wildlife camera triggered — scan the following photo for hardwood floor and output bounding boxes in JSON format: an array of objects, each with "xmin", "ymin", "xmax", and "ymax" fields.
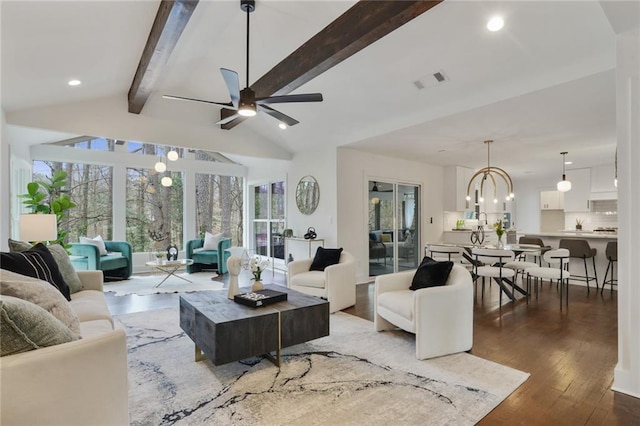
[{"xmin": 106, "ymin": 272, "xmax": 640, "ymax": 424}]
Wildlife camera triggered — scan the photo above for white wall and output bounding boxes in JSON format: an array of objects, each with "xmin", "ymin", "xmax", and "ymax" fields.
[
  {"xmin": 612, "ymin": 27, "xmax": 640, "ymax": 399},
  {"xmin": 336, "ymin": 147, "xmax": 444, "ymax": 283},
  {"xmin": 0, "ymin": 110, "xmax": 10, "ymax": 251},
  {"xmin": 286, "ymin": 147, "xmax": 337, "ymax": 247},
  {"xmin": 511, "ymin": 175, "xmax": 557, "ymax": 233}
]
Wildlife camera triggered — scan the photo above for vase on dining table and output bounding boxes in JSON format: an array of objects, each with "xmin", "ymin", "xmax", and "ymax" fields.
[{"xmin": 496, "ymin": 234, "xmax": 504, "ymax": 248}]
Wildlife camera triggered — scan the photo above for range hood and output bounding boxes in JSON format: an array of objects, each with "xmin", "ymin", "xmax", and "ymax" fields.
[{"xmin": 590, "ymin": 199, "xmax": 617, "ymax": 215}]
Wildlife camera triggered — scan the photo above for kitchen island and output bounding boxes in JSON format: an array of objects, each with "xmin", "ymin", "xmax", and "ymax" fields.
[{"xmin": 521, "ymin": 232, "xmax": 617, "ymax": 289}]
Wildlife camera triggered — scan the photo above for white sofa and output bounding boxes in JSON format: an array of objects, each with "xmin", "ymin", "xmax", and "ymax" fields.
[
  {"xmin": 1, "ymin": 270, "xmax": 130, "ymax": 426},
  {"xmin": 287, "ymin": 251, "xmax": 356, "ymax": 313},
  {"xmin": 374, "ymin": 263, "xmax": 473, "ymax": 359}
]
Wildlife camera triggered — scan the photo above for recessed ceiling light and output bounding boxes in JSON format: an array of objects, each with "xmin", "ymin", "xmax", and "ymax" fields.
[
  {"xmin": 487, "ymin": 16, "xmax": 504, "ymax": 32},
  {"xmin": 278, "ymin": 123, "xmax": 287, "ymax": 130},
  {"xmin": 565, "ymin": 161, "xmax": 573, "ymax": 165},
  {"xmin": 68, "ymin": 79, "xmax": 82, "ymax": 86}
]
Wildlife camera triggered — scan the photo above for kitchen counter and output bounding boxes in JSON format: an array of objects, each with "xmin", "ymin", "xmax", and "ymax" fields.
[
  {"xmin": 523, "ymin": 231, "xmax": 617, "ymax": 239},
  {"xmin": 520, "ymin": 232, "xmax": 616, "ymax": 288}
]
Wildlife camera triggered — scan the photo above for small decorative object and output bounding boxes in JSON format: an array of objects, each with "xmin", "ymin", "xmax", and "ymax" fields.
[
  {"xmin": 304, "ymin": 227, "xmax": 317, "ymax": 240},
  {"xmin": 154, "ymin": 251, "xmax": 165, "ymax": 264},
  {"xmin": 166, "ymin": 244, "xmax": 178, "ymax": 261},
  {"xmin": 493, "ymin": 220, "xmax": 505, "ymax": 247},
  {"xmin": 226, "ymin": 256, "xmax": 242, "ymax": 299},
  {"xmin": 287, "ymin": 253, "xmax": 294, "ymax": 263},
  {"xmin": 470, "ymin": 226, "xmax": 485, "ymax": 246},
  {"xmin": 249, "ymin": 255, "xmax": 269, "ymax": 291},
  {"xmin": 283, "ymin": 228, "xmax": 294, "ymax": 238},
  {"xmin": 234, "ymin": 289, "xmax": 288, "ymax": 308},
  {"xmin": 576, "ymin": 218, "xmax": 584, "ymax": 230}
]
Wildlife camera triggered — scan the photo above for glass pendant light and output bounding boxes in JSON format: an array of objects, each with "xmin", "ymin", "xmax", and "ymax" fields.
[{"xmin": 557, "ymin": 152, "xmax": 572, "ymax": 192}]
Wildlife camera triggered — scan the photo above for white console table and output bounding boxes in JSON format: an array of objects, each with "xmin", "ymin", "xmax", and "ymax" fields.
[{"xmin": 285, "ymin": 237, "xmax": 325, "ymax": 262}]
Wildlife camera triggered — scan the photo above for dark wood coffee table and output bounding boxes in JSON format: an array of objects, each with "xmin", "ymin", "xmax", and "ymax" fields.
[{"xmin": 179, "ymin": 285, "xmax": 329, "ymax": 366}]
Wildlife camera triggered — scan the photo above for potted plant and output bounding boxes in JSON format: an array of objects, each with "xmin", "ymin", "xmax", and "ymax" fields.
[
  {"xmin": 576, "ymin": 218, "xmax": 584, "ymax": 230},
  {"xmin": 249, "ymin": 255, "xmax": 269, "ymax": 291},
  {"xmin": 19, "ymin": 170, "xmax": 76, "ymax": 247}
]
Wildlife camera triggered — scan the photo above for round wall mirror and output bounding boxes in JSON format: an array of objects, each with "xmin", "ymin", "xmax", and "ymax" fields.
[{"xmin": 296, "ymin": 175, "xmax": 320, "ymax": 215}]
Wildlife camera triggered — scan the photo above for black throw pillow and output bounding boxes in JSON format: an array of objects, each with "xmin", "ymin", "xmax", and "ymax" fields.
[
  {"xmin": 1, "ymin": 243, "xmax": 71, "ymax": 300},
  {"xmin": 309, "ymin": 247, "xmax": 344, "ymax": 271},
  {"xmin": 410, "ymin": 259, "xmax": 454, "ymax": 290}
]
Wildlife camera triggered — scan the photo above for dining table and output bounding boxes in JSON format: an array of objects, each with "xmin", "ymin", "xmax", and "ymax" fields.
[{"xmin": 425, "ymin": 242, "xmax": 543, "ymax": 301}]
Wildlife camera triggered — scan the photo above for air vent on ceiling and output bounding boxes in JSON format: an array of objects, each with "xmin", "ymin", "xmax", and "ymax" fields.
[{"xmin": 413, "ymin": 70, "xmax": 449, "ymax": 90}]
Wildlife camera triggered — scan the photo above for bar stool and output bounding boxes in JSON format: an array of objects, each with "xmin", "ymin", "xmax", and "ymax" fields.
[
  {"xmin": 601, "ymin": 241, "xmax": 617, "ymax": 294},
  {"xmin": 559, "ymin": 239, "xmax": 598, "ymax": 292}
]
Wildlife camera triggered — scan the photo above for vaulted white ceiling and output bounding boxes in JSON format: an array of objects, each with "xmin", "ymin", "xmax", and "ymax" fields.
[{"xmin": 1, "ymin": 0, "xmax": 632, "ymax": 178}]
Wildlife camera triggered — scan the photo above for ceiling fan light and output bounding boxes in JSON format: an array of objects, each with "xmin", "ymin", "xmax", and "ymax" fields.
[
  {"xmin": 278, "ymin": 123, "xmax": 287, "ymax": 130},
  {"xmin": 238, "ymin": 106, "xmax": 256, "ymax": 117}
]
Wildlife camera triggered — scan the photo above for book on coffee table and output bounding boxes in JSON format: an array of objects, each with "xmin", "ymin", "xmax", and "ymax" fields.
[{"xmin": 234, "ymin": 289, "xmax": 288, "ymax": 308}]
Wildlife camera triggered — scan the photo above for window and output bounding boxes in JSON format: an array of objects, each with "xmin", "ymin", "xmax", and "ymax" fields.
[
  {"xmin": 252, "ymin": 181, "xmax": 285, "ymax": 261},
  {"xmin": 32, "ymin": 160, "xmax": 113, "ymax": 243},
  {"xmin": 195, "ymin": 173, "xmax": 244, "ymax": 246},
  {"xmin": 126, "ymin": 168, "xmax": 184, "ymax": 252}
]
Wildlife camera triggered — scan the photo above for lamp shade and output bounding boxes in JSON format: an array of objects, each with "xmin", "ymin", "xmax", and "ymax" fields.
[
  {"xmin": 20, "ymin": 214, "xmax": 58, "ymax": 242},
  {"xmin": 557, "ymin": 179, "xmax": 572, "ymax": 192}
]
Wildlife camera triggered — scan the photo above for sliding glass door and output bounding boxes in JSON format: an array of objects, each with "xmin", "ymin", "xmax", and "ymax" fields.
[{"xmin": 368, "ymin": 180, "xmax": 420, "ymax": 277}]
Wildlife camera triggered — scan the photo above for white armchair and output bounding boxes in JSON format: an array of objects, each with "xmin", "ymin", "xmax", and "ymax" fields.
[
  {"xmin": 374, "ymin": 263, "xmax": 473, "ymax": 360},
  {"xmin": 287, "ymin": 251, "xmax": 356, "ymax": 313}
]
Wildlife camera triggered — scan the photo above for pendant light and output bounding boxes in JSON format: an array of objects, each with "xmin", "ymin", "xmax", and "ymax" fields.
[
  {"xmin": 557, "ymin": 152, "xmax": 572, "ymax": 192},
  {"xmin": 465, "ymin": 140, "xmax": 514, "ymax": 203}
]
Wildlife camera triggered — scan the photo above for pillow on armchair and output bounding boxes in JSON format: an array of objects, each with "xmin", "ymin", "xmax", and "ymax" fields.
[
  {"xmin": 203, "ymin": 232, "xmax": 224, "ymax": 250},
  {"xmin": 410, "ymin": 257, "xmax": 454, "ymax": 290},
  {"xmin": 79, "ymin": 236, "xmax": 108, "ymax": 256},
  {"xmin": 310, "ymin": 247, "xmax": 343, "ymax": 271}
]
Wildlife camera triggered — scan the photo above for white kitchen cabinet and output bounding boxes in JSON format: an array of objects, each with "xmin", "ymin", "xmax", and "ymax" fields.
[
  {"xmin": 540, "ymin": 190, "xmax": 564, "ymax": 210},
  {"xmin": 590, "ymin": 164, "xmax": 617, "ymax": 199},
  {"xmin": 443, "ymin": 166, "xmax": 475, "ymax": 212},
  {"xmin": 563, "ymin": 168, "xmax": 591, "ymax": 212}
]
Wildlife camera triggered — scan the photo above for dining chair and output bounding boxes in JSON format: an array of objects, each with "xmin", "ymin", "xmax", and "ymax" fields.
[
  {"xmin": 517, "ymin": 236, "xmax": 551, "ymax": 265},
  {"xmin": 471, "ymin": 248, "xmax": 516, "ymax": 304},
  {"xmin": 425, "ymin": 244, "xmax": 469, "ymax": 267},
  {"xmin": 525, "ymin": 249, "xmax": 570, "ymax": 309}
]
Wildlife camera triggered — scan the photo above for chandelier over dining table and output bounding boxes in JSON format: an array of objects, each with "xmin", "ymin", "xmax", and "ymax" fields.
[{"xmin": 466, "ymin": 140, "xmax": 515, "ymax": 204}]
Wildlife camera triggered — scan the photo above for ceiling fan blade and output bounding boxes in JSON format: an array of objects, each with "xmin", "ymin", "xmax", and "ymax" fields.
[
  {"xmin": 220, "ymin": 68, "xmax": 240, "ymax": 109},
  {"xmin": 215, "ymin": 112, "xmax": 241, "ymax": 125},
  {"xmin": 258, "ymin": 104, "xmax": 299, "ymax": 126},
  {"xmin": 163, "ymin": 94, "xmax": 234, "ymax": 108},
  {"xmin": 256, "ymin": 93, "xmax": 323, "ymax": 104}
]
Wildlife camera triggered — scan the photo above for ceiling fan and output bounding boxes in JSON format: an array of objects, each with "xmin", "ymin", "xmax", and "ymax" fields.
[{"xmin": 163, "ymin": 0, "xmax": 323, "ymax": 128}]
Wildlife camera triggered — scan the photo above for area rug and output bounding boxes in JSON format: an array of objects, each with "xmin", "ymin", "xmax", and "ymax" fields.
[
  {"xmin": 104, "ymin": 272, "xmax": 223, "ymax": 296},
  {"xmin": 117, "ymin": 309, "xmax": 529, "ymax": 425}
]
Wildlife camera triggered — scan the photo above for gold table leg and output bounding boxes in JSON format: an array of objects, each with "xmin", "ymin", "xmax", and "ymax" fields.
[
  {"xmin": 263, "ymin": 311, "xmax": 282, "ymax": 367},
  {"xmin": 195, "ymin": 345, "xmax": 206, "ymax": 362}
]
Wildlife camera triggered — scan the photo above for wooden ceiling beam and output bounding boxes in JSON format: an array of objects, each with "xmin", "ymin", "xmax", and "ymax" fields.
[
  {"xmin": 128, "ymin": 0, "xmax": 199, "ymax": 114},
  {"xmin": 222, "ymin": 0, "xmax": 442, "ymax": 130}
]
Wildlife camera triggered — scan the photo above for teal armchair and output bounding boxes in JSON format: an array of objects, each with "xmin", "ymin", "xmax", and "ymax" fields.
[
  {"xmin": 186, "ymin": 238, "xmax": 232, "ymax": 274},
  {"xmin": 69, "ymin": 241, "xmax": 133, "ymax": 279}
]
